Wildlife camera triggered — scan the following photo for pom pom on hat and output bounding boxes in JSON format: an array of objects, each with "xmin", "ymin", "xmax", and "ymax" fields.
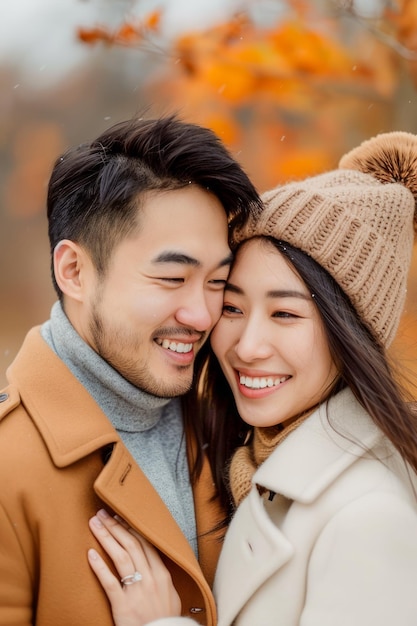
[
  {"xmin": 233, "ymin": 131, "xmax": 417, "ymax": 346},
  {"xmin": 339, "ymin": 131, "xmax": 417, "ymax": 234}
]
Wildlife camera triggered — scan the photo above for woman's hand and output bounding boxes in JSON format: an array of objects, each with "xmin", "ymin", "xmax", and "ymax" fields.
[{"xmin": 88, "ymin": 509, "xmax": 181, "ymax": 626}]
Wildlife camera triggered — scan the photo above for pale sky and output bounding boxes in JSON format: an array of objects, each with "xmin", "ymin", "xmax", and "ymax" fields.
[{"xmin": 0, "ymin": 0, "xmax": 243, "ymax": 84}]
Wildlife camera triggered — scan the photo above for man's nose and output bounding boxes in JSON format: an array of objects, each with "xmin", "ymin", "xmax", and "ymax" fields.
[{"xmin": 175, "ymin": 289, "xmax": 215, "ymax": 332}]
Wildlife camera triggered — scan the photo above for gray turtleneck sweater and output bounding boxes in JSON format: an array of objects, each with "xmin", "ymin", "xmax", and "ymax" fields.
[{"xmin": 41, "ymin": 301, "xmax": 198, "ymax": 556}]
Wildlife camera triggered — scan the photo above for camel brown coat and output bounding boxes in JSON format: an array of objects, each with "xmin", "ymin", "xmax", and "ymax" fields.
[{"xmin": 0, "ymin": 327, "xmax": 223, "ymax": 626}]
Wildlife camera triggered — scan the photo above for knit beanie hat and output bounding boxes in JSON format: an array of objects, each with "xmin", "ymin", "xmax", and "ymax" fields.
[{"xmin": 233, "ymin": 132, "xmax": 417, "ymax": 346}]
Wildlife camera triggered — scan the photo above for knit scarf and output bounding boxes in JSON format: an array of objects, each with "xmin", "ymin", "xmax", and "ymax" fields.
[{"xmin": 229, "ymin": 412, "xmax": 312, "ymax": 506}]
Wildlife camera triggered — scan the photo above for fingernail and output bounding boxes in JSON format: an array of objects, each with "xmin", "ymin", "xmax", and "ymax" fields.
[
  {"xmin": 91, "ymin": 515, "xmax": 103, "ymax": 528},
  {"xmin": 97, "ymin": 509, "xmax": 110, "ymax": 520},
  {"xmin": 88, "ymin": 548, "xmax": 98, "ymax": 560}
]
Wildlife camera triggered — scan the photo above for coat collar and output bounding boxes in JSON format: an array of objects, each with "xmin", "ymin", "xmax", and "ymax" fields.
[
  {"xmin": 5, "ymin": 327, "xmax": 118, "ymax": 467},
  {"xmin": 253, "ymin": 387, "xmax": 385, "ymax": 504}
]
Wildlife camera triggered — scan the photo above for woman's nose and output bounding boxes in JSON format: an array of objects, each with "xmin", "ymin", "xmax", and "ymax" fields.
[{"xmin": 234, "ymin": 319, "xmax": 274, "ymax": 362}]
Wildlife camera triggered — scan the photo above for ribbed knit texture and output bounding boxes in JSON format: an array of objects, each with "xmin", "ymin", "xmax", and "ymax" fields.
[
  {"xmin": 41, "ymin": 301, "xmax": 198, "ymax": 556},
  {"xmin": 229, "ymin": 412, "xmax": 310, "ymax": 506},
  {"xmin": 233, "ymin": 132, "xmax": 417, "ymax": 347}
]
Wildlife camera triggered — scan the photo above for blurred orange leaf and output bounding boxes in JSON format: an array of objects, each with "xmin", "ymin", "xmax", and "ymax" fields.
[
  {"xmin": 173, "ymin": 14, "xmax": 374, "ymax": 105},
  {"xmin": 144, "ymin": 9, "xmax": 162, "ymax": 31},
  {"xmin": 77, "ymin": 10, "xmax": 162, "ymax": 46},
  {"xmin": 77, "ymin": 25, "xmax": 114, "ymax": 45},
  {"xmin": 387, "ymin": 0, "xmax": 417, "ymax": 50}
]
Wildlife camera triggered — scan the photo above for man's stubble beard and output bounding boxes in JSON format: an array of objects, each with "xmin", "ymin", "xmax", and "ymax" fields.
[{"xmin": 89, "ymin": 304, "xmax": 195, "ymax": 399}]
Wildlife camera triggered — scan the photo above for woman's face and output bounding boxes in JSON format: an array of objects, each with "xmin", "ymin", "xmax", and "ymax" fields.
[{"xmin": 211, "ymin": 238, "xmax": 339, "ymax": 429}]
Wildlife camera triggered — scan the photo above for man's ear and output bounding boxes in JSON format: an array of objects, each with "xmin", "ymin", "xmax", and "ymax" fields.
[{"xmin": 53, "ymin": 240, "xmax": 92, "ymax": 302}]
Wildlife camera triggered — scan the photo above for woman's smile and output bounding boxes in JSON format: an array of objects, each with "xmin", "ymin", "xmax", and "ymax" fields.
[{"xmin": 211, "ymin": 238, "xmax": 338, "ymax": 428}]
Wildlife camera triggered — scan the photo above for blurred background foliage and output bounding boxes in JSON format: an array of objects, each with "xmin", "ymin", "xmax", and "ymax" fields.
[{"xmin": 1, "ymin": 0, "xmax": 417, "ymax": 390}]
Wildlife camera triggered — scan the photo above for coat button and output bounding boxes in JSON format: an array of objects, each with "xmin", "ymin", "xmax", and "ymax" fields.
[{"xmin": 0, "ymin": 393, "xmax": 8, "ymax": 403}]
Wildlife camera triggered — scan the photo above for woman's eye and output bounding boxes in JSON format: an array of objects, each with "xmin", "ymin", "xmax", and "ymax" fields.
[
  {"xmin": 273, "ymin": 311, "xmax": 296, "ymax": 318},
  {"xmin": 222, "ymin": 304, "xmax": 242, "ymax": 315}
]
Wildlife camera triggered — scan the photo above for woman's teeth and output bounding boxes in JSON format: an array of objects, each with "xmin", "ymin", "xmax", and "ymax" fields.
[{"xmin": 239, "ymin": 374, "xmax": 288, "ymax": 389}]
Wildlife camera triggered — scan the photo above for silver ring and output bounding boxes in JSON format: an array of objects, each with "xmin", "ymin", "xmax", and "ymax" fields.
[{"xmin": 121, "ymin": 571, "xmax": 143, "ymax": 585}]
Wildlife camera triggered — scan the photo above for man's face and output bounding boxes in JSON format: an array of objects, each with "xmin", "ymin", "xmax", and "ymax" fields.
[{"xmin": 77, "ymin": 185, "xmax": 232, "ymax": 397}]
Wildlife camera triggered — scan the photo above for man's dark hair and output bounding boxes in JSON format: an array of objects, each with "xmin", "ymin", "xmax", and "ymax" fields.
[{"xmin": 47, "ymin": 115, "xmax": 262, "ymax": 297}]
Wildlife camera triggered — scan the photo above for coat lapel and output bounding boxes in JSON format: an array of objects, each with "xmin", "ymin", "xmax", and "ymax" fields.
[
  {"xmin": 94, "ymin": 441, "xmax": 201, "ymax": 573},
  {"xmin": 254, "ymin": 387, "xmax": 383, "ymax": 504},
  {"xmin": 6, "ymin": 327, "xmax": 118, "ymax": 466},
  {"xmin": 187, "ymin": 431, "xmax": 225, "ymax": 587},
  {"xmin": 214, "ymin": 490, "xmax": 293, "ymax": 626},
  {"xmin": 94, "ymin": 435, "xmax": 220, "ymax": 625}
]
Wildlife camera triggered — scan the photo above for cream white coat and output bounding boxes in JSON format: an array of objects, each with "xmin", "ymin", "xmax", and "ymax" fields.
[{"xmin": 155, "ymin": 388, "xmax": 417, "ymax": 626}]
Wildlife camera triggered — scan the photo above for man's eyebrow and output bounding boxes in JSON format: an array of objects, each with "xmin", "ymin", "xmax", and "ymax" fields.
[
  {"xmin": 225, "ymin": 283, "xmax": 311, "ymax": 300},
  {"xmin": 153, "ymin": 252, "xmax": 199, "ymax": 266},
  {"xmin": 153, "ymin": 251, "xmax": 233, "ymax": 268}
]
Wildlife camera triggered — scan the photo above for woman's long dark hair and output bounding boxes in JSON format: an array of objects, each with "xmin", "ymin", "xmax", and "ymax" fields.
[{"xmin": 183, "ymin": 237, "xmax": 417, "ymax": 522}]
